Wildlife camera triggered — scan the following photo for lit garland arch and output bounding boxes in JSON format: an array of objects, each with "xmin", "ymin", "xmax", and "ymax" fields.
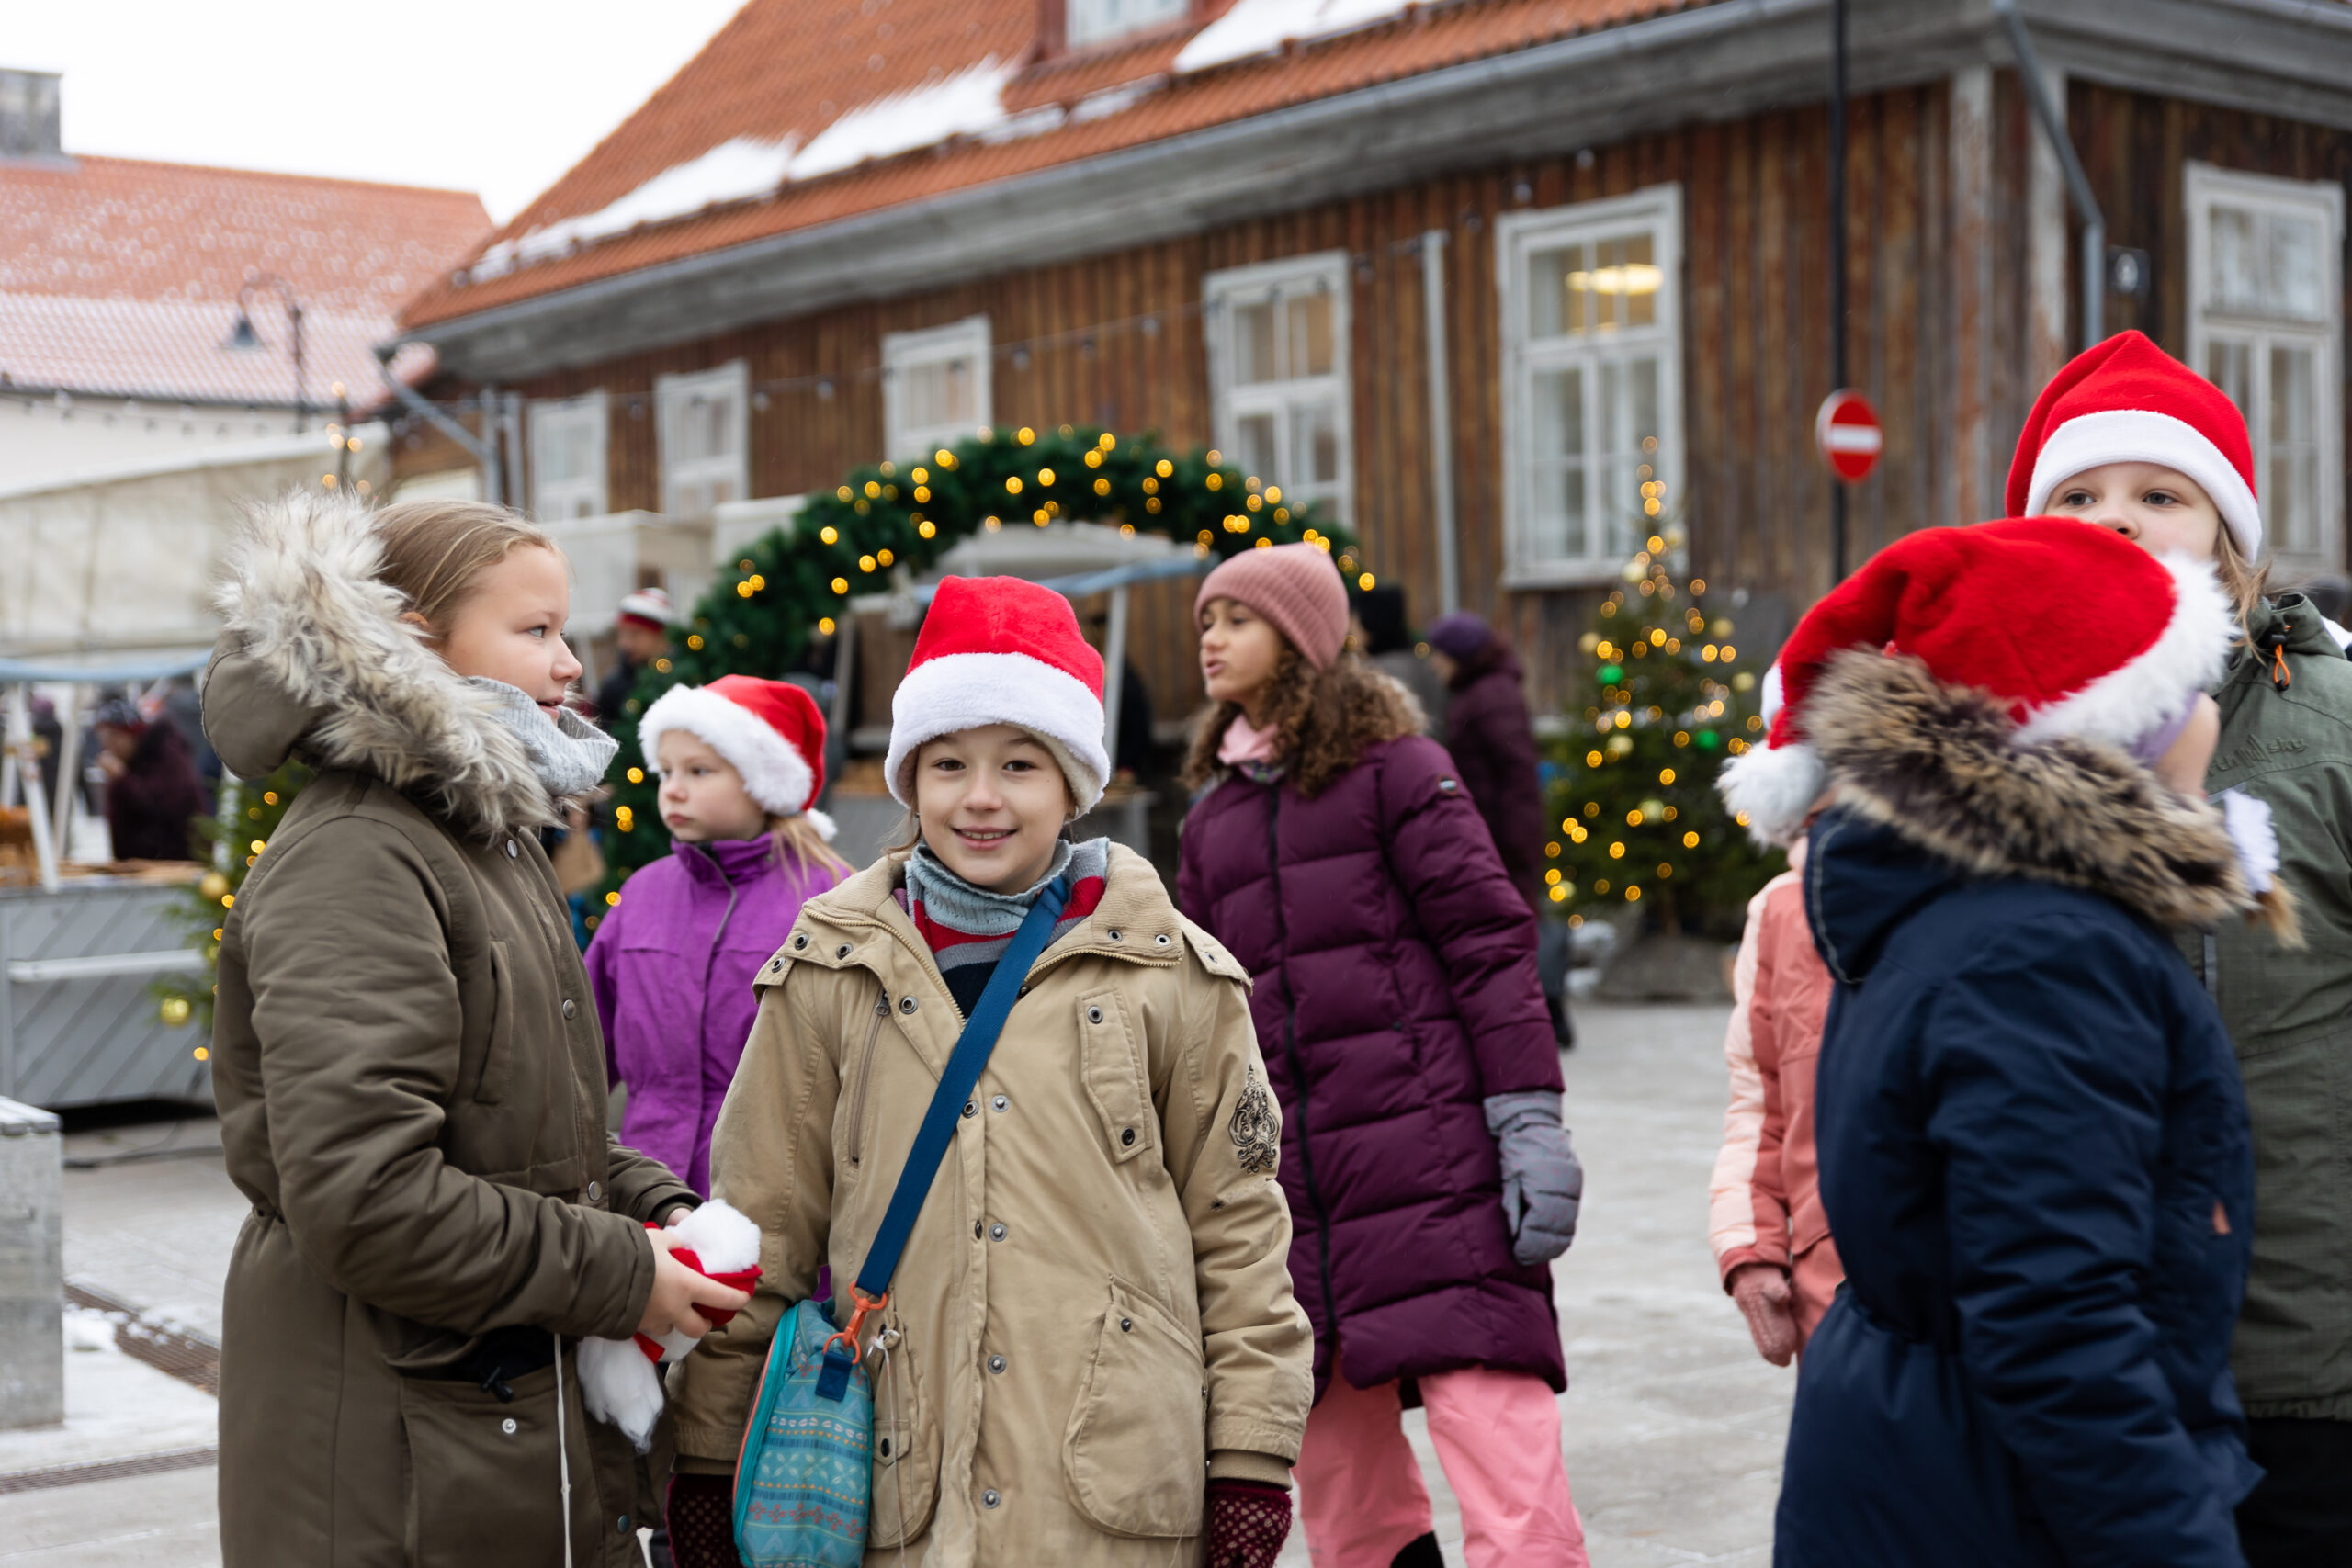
[{"xmin": 596, "ymin": 423, "xmax": 1363, "ymax": 897}]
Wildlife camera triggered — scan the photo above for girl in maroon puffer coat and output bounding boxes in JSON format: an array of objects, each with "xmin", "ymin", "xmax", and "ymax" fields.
[{"xmin": 1176, "ymin": 545, "xmax": 1589, "ymax": 1568}]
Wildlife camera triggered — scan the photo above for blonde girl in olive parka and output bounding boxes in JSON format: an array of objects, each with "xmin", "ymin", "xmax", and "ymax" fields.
[
  {"xmin": 2017, "ymin": 331, "xmax": 2352, "ymax": 1564},
  {"xmin": 204, "ymin": 495, "xmax": 743, "ymax": 1568},
  {"xmin": 665, "ymin": 576, "xmax": 1313, "ymax": 1568}
]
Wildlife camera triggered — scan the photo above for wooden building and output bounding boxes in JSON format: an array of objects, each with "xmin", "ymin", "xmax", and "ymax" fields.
[{"xmin": 390, "ymin": 0, "xmax": 2352, "ymax": 718}]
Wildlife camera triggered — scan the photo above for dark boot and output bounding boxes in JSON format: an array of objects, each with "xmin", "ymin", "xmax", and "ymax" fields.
[{"xmin": 1391, "ymin": 1532, "xmax": 1446, "ymax": 1567}]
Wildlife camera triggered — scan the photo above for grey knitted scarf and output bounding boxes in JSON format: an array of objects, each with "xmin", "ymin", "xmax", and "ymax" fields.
[{"xmin": 467, "ymin": 678, "xmax": 617, "ymax": 799}]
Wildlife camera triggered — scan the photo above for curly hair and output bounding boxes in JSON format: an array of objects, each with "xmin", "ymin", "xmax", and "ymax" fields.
[{"xmin": 1182, "ymin": 644, "xmax": 1424, "ymax": 799}]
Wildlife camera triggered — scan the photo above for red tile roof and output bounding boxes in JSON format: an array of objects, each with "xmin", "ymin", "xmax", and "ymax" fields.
[
  {"xmin": 401, "ymin": 0, "xmax": 1710, "ymax": 329},
  {"xmin": 1, "ymin": 155, "xmax": 489, "ymax": 405}
]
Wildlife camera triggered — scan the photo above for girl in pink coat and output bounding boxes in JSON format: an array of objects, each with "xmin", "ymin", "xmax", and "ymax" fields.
[{"xmin": 585, "ymin": 676, "xmax": 848, "ymax": 1195}]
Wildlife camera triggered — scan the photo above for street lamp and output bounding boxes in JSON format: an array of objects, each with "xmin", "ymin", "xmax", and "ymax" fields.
[{"xmin": 220, "ymin": 274, "xmax": 307, "ymax": 433}]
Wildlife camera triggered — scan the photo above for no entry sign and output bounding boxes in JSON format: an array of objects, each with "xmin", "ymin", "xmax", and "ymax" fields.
[{"xmin": 1815, "ymin": 389, "xmax": 1883, "ymax": 483}]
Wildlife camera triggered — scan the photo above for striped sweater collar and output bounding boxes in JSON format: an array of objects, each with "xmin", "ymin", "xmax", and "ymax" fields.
[{"xmin": 897, "ymin": 838, "xmax": 1110, "ymax": 971}]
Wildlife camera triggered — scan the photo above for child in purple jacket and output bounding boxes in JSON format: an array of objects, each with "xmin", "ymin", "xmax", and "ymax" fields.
[{"xmin": 586, "ymin": 676, "xmax": 848, "ymax": 1195}]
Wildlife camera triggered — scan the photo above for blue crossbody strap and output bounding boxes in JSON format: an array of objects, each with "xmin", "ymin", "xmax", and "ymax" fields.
[{"xmin": 814, "ymin": 875, "xmax": 1069, "ymax": 1400}]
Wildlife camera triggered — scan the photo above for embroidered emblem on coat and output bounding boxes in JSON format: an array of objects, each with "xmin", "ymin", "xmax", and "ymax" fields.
[{"xmin": 1229, "ymin": 1067, "xmax": 1278, "ymax": 1175}]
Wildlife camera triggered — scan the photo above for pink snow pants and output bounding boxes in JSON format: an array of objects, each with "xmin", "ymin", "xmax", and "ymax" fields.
[{"xmin": 1293, "ymin": 1356, "xmax": 1589, "ymax": 1568}]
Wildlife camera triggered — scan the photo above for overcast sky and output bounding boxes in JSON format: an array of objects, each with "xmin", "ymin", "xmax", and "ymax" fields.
[{"xmin": 14, "ymin": 0, "xmax": 748, "ymax": 222}]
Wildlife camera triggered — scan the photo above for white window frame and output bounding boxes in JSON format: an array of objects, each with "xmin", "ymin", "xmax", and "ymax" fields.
[
  {"xmin": 2185, "ymin": 163, "xmax": 2344, "ymax": 570},
  {"xmin": 1066, "ymin": 0, "xmax": 1189, "ymax": 49},
  {"xmin": 1496, "ymin": 184, "xmax": 1685, "ymax": 587},
  {"xmin": 527, "ymin": 392, "xmax": 608, "ymax": 520},
  {"xmin": 655, "ymin": 360, "xmax": 750, "ymax": 519},
  {"xmin": 883, "ymin": 316, "xmax": 992, "ymax": 464},
  {"xmin": 1203, "ymin": 250, "xmax": 1353, "ymax": 527}
]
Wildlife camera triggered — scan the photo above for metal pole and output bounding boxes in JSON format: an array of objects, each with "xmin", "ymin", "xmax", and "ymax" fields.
[
  {"xmin": 1102, "ymin": 583, "xmax": 1131, "ymax": 771},
  {"xmin": 1420, "ymin": 231, "xmax": 1461, "ymax": 615},
  {"xmin": 289, "ymin": 296, "xmax": 307, "ymax": 434},
  {"xmin": 5, "ymin": 687, "xmax": 60, "ymax": 894},
  {"xmin": 1829, "ymin": 0, "xmax": 1849, "ymax": 582},
  {"xmin": 374, "ymin": 344, "xmax": 502, "ymax": 506},
  {"xmin": 1994, "ymin": 0, "xmax": 2106, "ymax": 349},
  {"xmin": 47, "ymin": 683, "xmax": 80, "ymax": 857}
]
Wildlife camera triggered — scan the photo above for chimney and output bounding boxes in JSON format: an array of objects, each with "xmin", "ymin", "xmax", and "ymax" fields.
[{"xmin": 0, "ymin": 71, "xmax": 62, "ymax": 161}]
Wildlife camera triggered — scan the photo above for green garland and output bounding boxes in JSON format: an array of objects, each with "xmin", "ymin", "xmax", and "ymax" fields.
[{"xmin": 593, "ymin": 423, "xmax": 1359, "ymax": 917}]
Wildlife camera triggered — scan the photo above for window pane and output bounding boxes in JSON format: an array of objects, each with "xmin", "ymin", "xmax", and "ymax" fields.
[
  {"xmin": 1595, "ymin": 356, "xmax": 1664, "ymax": 559},
  {"xmin": 2270, "ymin": 344, "xmax": 2320, "ymax": 553},
  {"xmin": 1286, "ymin": 292, "xmax": 1335, "ymax": 378},
  {"xmin": 2206, "ymin": 336, "xmax": 2255, "ymax": 419},
  {"xmin": 1289, "ymin": 400, "xmax": 1340, "ymax": 485},
  {"xmin": 1234, "ymin": 412, "xmax": 1279, "ymax": 483},
  {"xmin": 2211, "ymin": 206, "xmax": 2260, "ymax": 312},
  {"xmin": 904, "ymin": 356, "xmax": 976, "ymax": 434},
  {"xmin": 1233, "ymin": 301, "xmax": 1278, "ymax": 385},
  {"xmin": 1623, "ymin": 232, "xmax": 1658, "ymax": 329},
  {"xmin": 1528, "ymin": 243, "xmax": 1585, "ymax": 339},
  {"xmin": 2267, "ymin": 212, "xmax": 2327, "ymax": 321},
  {"xmin": 1530, "ymin": 367, "xmax": 1588, "ymax": 562}
]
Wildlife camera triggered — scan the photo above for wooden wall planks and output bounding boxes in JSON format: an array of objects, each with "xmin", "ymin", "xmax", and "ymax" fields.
[{"xmin": 406, "ymin": 80, "xmax": 2350, "ymax": 721}]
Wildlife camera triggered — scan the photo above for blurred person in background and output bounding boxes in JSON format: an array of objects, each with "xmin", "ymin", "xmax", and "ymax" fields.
[
  {"xmin": 93, "ymin": 696, "xmax": 207, "ymax": 862},
  {"xmin": 1427, "ymin": 612, "xmax": 1571, "ymax": 1048},
  {"xmin": 595, "ymin": 586, "xmax": 674, "ymax": 724},
  {"xmin": 1351, "ymin": 586, "xmax": 1444, "ymax": 731}
]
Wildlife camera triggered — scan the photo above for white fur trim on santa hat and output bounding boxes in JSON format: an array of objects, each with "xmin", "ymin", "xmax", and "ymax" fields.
[
  {"xmin": 2025, "ymin": 408, "xmax": 2263, "ymax": 560},
  {"xmin": 1718, "ymin": 739, "xmax": 1826, "ymax": 849},
  {"xmin": 579, "ymin": 1335, "xmax": 664, "ymax": 1452},
  {"xmin": 2015, "ymin": 552, "xmax": 2233, "ymax": 749},
  {"xmin": 885, "ymin": 650, "xmax": 1111, "ymax": 812},
  {"xmin": 640, "ymin": 685, "xmax": 815, "ymax": 818}
]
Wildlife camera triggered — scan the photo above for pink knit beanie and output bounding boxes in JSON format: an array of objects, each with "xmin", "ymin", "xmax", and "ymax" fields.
[{"xmin": 1195, "ymin": 544, "xmax": 1351, "ymax": 668}]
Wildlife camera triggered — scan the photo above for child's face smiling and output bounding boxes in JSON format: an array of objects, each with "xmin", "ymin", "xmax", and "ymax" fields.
[
  {"xmin": 914, "ymin": 725, "xmax": 1072, "ymax": 894},
  {"xmin": 2042, "ymin": 462, "xmax": 2225, "ymax": 563}
]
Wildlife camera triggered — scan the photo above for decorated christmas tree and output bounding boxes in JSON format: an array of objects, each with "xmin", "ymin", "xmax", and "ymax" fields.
[
  {"xmin": 1541, "ymin": 524, "xmax": 1781, "ymax": 936},
  {"xmin": 155, "ymin": 760, "xmax": 311, "ymax": 1031}
]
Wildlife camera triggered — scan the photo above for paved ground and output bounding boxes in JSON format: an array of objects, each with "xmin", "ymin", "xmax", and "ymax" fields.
[{"xmin": 0, "ymin": 1000, "xmax": 1788, "ymax": 1566}]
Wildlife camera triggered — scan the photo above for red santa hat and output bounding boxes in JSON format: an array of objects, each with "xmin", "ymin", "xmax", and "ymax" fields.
[
  {"xmin": 887, "ymin": 576, "xmax": 1109, "ymax": 812},
  {"xmin": 616, "ymin": 586, "xmax": 674, "ymax": 633},
  {"xmin": 639, "ymin": 675, "xmax": 832, "ymax": 834},
  {"xmin": 2007, "ymin": 330, "xmax": 2261, "ymax": 560},
  {"xmin": 1721, "ymin": 517, "xmax": 2233, "ymax": 844}
]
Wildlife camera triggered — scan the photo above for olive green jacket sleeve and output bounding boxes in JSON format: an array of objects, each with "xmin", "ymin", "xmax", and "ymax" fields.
[
  {"xmin": 666, "ymin": 965, "xmax": 837, "ymax": 1462},
  {"xmin": 242, "ymin": 820, "xmax": 657, "ymax": 1341}
]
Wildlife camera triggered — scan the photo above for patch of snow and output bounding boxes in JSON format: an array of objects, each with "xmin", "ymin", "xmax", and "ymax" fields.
[
  {"xmin": 790, "ymin": 58, "xmax": 1020, "ymax": 180},
  {"xmin": 979, "ymin": 105, "xmax": 1069, "ymax": 145},
  {"xmin": 475, "ymin": 135, "xmax": 803, "ymax": 279},
  {"xmin": 1174, "ymin": 0, "xmax": 1416, "ymax": 73},
  {"xmin": 65, "ymin": 1305, "xmax": 119, "ymax": 1353},
  {"xmin": 1072, "ymin": 74, "xmax": 1169, "ymax": 123}
]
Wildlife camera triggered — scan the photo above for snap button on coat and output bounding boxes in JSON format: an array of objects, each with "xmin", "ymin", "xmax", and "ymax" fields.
[
  {"xmin": 988, "ymin": 1355, "xmax": 1007, "ymax": 1374},
  {"xmin": 982, "ymin": 1490, "xmax": 1001, "ymax": 1509},
  {"xmin": 836, "ymin": 943, "xmax": 853, "ymax": 959},
  {"xmin": 899, "ymin": 996, "xmax": 918, "ymax": 1014},
  {"xmin": 1121, "ymin": 1128, "xmax": 1136, "ymax": 1146},
  {"xmin": 962, "ymin": 1100, "xmax": 977, "ymax": 1118},
  {"xmin": 991, "ymin": 1095, "xmax": 1008, "ymax": 1112},
  {"xmin": 503, "ymin": 839, "xmax": 518, "ymax": 858},
  {"xmin": 586, "ymin": 1180, "xmax": 601, "ymax": 1201},
  {"xmin": 561, "ymin": 998, "xmax": 576, "ymax": 1020},
  {"xmin": 990, "ymin": 1223, "xmax": 1007, "ymax": 1241},
  {"xmin": 501, "ymin": 1417, "xmax": 518, "ymax": 1436},
  {"xmin": 1088, "ymin": 1007, "xmax": 1103, "ymax": 1024},
  {"xmin": 794, "ymin": 934, "xmax": 808, "ymax": 950}
]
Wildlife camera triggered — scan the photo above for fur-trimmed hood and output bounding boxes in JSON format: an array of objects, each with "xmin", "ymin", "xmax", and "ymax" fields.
[
  {"xmin": 199, "ymin": 491, "xmax": 569, "ymax": 840},
  {"xmin": 1807, "ymin": 648, "xmax": 2296, "ymax": 943}
]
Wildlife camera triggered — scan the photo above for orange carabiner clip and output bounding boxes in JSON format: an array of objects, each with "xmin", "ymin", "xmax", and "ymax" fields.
[{"xmin": 821, "ymin": 1286, "xmax": 888, "ymax": 1362}]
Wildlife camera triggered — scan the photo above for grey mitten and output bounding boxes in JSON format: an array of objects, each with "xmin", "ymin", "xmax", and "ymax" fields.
[{"xmin": 1485, "ymin": 1090, "xmax": 1584, "ymax": 1266}]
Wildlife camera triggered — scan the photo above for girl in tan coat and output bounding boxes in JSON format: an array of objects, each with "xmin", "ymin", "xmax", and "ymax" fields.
[
  {"xmin": 666, "ymin": 576, "xmax": 1313, "ymax": 1568},
  {"xmin": 204, "ymin": 495, "xmax": 747, "ymax": 1568}
]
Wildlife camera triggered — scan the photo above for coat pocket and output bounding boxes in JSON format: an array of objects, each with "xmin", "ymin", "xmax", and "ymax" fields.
[
  {"xmin": 1062, "ymin": 1278, "xmax": 1206, "ymax": 1539},
  {"xmin": 866, "ymin": 1307, "xmax": 937, "ymax": 1548},
  {"xmin": 469, "ymin": 940, "xmax": 517, "ymax": 1105},
  {"xmin": 397, "ymin": 1361, "xmax": 591, "ymax": 1568},
  {"xmin": 1077, "ymin": 989, "xmax": 1157, "ymax": 1167}
]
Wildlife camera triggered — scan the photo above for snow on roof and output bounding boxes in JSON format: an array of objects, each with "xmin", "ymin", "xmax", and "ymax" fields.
[
  {"xmin": 403, "ymin": 0, "xmax": 1717, "ymax": 331},
  {"xmin": 1174, "ymin": 0, "xmax": 1418, "ymax": 73},
  {"xmin": 0, "ymin": 153, "xmax": 487, "ymax": 404},
  {"xmin": 472, "ymin": 59, "xmax": 1024, "ymax": 283}
]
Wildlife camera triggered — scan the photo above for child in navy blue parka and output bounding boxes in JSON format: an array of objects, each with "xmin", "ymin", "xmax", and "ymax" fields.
[{"xmin": 1722, "ymin": 518, "xmax": 2296, "ymax": 1568}]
